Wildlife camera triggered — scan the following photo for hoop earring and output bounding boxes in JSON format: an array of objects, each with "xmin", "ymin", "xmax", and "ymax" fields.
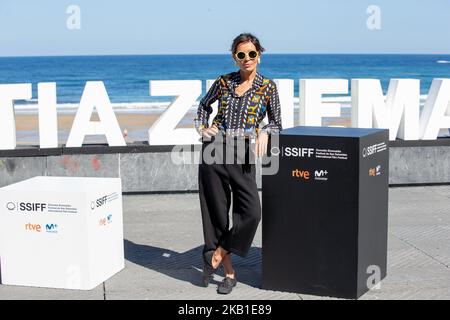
[{"xmin": 258, "ymin": 57, "xmax": 261, "ymax": 64}]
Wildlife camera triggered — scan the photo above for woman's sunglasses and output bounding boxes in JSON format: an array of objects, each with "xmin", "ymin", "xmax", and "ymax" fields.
[{"xmin": 235, "ymin": 50, "xmax": 258, "ymax": 61}]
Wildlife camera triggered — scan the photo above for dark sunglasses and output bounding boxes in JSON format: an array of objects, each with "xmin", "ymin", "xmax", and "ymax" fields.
[{"xmin": 235, "ymin": 50, "xmax": 258, "ymax": 61}]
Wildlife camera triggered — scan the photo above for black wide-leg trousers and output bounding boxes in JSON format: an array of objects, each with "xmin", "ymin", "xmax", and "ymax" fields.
[{"xmin": 198, "ymin": 137, "xmax": 261, "ymax": 257}]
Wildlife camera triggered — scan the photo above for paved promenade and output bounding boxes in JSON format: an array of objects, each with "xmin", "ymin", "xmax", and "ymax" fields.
[{"xmin": 1, "ymin": 186, "xmax": 449, "ymax": 300}]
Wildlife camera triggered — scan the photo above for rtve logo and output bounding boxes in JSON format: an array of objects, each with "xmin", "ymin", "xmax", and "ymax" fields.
[
  {"xmin": 99, "ymin": 214, "xmax": 113, "ymax": 226},
  {"xmin": 25, "ymin": 223, "xmax": 42, "ymax": 232},
  {"xmin": 292, "ymin": 169, "xmax": 310, "ymax": 180},
  {"xmin": 369, "ymin": 165, "xmax": 382, "ymax": 177},
  {"xmin": 25, "ymin": 223, "xmax": 58, "ymax": 233}
]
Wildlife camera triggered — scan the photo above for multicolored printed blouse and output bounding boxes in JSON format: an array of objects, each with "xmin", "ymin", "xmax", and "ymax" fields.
[{"xmin": 195, "ymin": 71, "xmax": 282, "ymax": 136}]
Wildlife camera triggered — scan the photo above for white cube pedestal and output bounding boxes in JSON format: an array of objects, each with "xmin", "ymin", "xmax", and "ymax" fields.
[{"xmin": 0, "ymin": 176, "xmax": 124, "ymax": 290}]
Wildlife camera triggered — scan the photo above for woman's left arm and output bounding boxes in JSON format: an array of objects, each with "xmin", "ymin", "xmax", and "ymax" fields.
[
  {"xmin": 256, "ymin": 81, "xmax": 283, "ymax": 157},
  {"xmin": 260, "ymin": 81, "xmax": 283, "ymax": 135}
]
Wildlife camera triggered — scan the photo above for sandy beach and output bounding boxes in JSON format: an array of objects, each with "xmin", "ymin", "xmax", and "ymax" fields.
[
  {"xmin": 14, "ymin": 112, "xmax": 352, "ymax": 145},
  {"xmin": 14, "ymin": 112, "xmax": 196, "ymax": 145},
  {"xmin": 15, "ymin": 113, "xmax": 158, "ymax": 131}
]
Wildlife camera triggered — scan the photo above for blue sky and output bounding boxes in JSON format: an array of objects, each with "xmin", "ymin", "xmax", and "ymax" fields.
[{"xmin": 0, "ymin": 0, "xmax": 449, "ymax": 56}]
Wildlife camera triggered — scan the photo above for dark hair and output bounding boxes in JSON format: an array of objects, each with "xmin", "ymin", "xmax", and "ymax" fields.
[{"xmin": 231, "ymin": 33, "xmax": 265, "ymax": 54}]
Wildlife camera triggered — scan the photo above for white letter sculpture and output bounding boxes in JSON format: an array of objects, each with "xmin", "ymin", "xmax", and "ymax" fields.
[
  {"xmin": 300, "ymin": 79, "xmax": 348, "ymax": 126},
  {"xmin": 38, "ymin": 83, "xmax": 59, "ymax": 148},
  {"xmin": 0, "ymin": 84, "xmax": 32, "ymax": 150},
  {"xmin": 148, "ymin": 80, "xmax": 201, "ymax": 145},
  {"xmin": 420, "ymin": 79, "xmax": 450, "ymax": 140},
  {"xmin": 66, "ymin": 81, "xmax": 126, "ymax": 147},
  {"xmin": 351, "ymin": 79, "xmax": 420, "ymax": 140}
]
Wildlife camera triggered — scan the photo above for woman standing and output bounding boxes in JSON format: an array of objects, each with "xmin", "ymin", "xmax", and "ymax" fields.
[{"xmin": 195, "ymin": 33, "xmax": 282, "ymax": 294}]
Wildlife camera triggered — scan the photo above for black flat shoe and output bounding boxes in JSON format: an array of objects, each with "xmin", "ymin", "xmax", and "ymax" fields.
[
  {"xmin": 202, "ymin": 250, "xmax": 218, "ymax": 287},
  {"xmin": 217, "ymin": 276, "xmax": 237, "ymax": 294}
]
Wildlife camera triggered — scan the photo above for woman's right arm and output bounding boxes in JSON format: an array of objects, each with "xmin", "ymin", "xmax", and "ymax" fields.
[{"xmin": 195, "ymin": 77, "xmax": 222, "ymax": 136}]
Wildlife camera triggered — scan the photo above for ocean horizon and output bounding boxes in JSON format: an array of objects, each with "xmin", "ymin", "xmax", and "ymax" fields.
[
  {"xmin": 2, "ymin": 54, "xmax": 449, "ymax": 143},
  {"xmin": 1, "ymin": 54, "xmax": 449, "ymax": 110}
]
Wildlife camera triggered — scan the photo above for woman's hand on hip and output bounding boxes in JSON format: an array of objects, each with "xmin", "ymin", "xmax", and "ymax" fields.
[
  {"xmin": 255, "ymin": 131, "xmax": 269, "ymax": 157},
  {"xmin": 201, "ymin": 124, "xmax": 219, "ymax": 139}
]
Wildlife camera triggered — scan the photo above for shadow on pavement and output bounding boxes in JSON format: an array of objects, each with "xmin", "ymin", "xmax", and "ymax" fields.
[{"xmin": 124, "ymin": 239, "xmax": 262, "ymax": 288}]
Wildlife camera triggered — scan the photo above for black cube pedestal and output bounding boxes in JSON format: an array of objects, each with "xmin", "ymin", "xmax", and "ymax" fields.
[{"xmin": 262, "ymin": 126, "xmax": 389, "ymax": 299}]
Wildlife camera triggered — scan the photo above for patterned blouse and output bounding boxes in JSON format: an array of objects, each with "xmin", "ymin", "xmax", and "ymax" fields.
[{"xmin": 195, "ymin": 71, "xmax": 282, "ymax": 137}]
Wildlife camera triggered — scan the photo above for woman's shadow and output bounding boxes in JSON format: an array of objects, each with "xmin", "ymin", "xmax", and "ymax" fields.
[{"xmin": 124, "ymin": 239, "xmax": 262, "ymax": 288}]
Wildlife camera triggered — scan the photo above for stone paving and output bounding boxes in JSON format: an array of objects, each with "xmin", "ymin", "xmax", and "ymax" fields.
[{"xmin": 1, "ymin": 186, "xmax": 449, "ymax": 300}]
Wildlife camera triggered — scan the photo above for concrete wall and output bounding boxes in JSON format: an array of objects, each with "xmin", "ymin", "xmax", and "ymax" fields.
[
  {"xmin": 1, "ymin": 141, "xmax": 450, "ymax": 192},
  {"xmin": 389, "ymin": 146, "xmax": 450, "ymax": 184}
]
